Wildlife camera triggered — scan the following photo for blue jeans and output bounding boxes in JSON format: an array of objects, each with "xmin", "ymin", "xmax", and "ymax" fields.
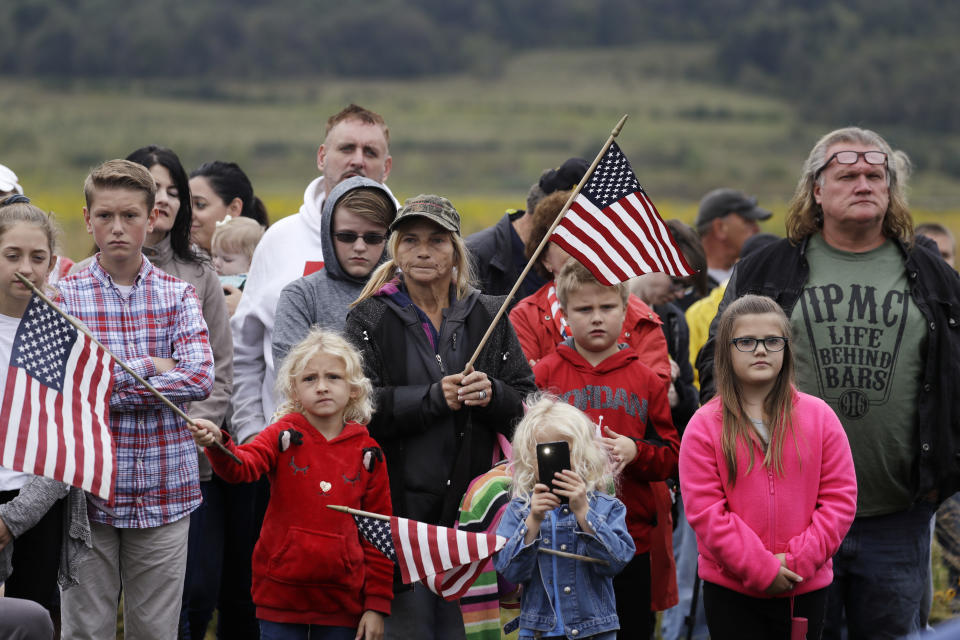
[
  {"xmin": 823, "ymin": 505, "xmax": 935, "ymax": 640},
  {"xmin": 259, "ymin": 620, "xmax": 355, "ymax": 639}
]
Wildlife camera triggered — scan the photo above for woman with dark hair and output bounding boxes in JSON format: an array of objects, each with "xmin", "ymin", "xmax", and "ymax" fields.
[
  {"xmin": 124, "ymin": 146, "xmax": 246, "ymax": 639},
  {"xmin": 189, "ymin": 161, "xmax": 269, "ymax": 254},
  {"xmin": 345, "ymin": 195, "xmax": 536, "ymax": 640},
  {"xmin": 189, "ymin": 161, "xmax": 269, "ymax": 318},
  {"xmin": 126, "ymin": 146, "xmax": 199, "ymax": 265}
]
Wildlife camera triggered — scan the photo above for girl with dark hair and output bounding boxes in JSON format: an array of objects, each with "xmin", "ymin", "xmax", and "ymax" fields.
[{"xmin": 189, "ymin": 161, "xmax": 269, "ymax": 254}]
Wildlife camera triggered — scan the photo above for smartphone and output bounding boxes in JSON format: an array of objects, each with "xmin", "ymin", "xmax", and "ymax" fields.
[
  {"xmin": 536, "ymin": 440, "xmax": 571, "ymax": 504},
  {"xmin": 219, "ymin": 274, "xmax": 247, "ymax": 291}
]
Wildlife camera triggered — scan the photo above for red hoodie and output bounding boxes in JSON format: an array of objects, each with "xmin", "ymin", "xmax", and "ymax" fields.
[
  {"xmin": 510, "ymin": 282, "xmax": 671, "ymax": 383},
  {"xmin": 206, "ymin": 413, "xmax": 393, "ymax": 626},
  {"xmin": 533, "ymin": 342, "xmax": 679, "ymax": 552}
]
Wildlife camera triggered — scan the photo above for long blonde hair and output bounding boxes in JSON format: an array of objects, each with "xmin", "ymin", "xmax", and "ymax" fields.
[
  {"xmin": 273, "ymin": 328, "xmax": 374, "ymax": 424},
  {"xmin": 509, "ymin": 394, "xmax": 614, "ymax": 502},
  {"xmin": 714, "ymin": 295, "xmax": 797, "ymax": 485},
  {"xmin": 785, "ymin": 126, "xmax": 913, "ymax": 244},
  {"xmin": 351, "ymin": 218, "xmax": 475, "ymax": 307}
]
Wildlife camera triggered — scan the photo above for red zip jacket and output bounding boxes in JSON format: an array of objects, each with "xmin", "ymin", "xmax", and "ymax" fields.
[
  {"xmin": 207, "ymin": 413, "xmax": 393, "ymax": 626},
  {"xmin": 679, "ymin": 392, "xmax": 857, "ymax": 598},
  {"xmin": 533, "ymin": 342, "xmax": 679, "ymax": 552},
  {"xmin": 510, "ymin": 282, "xmax": 671, "ymax": 383}
]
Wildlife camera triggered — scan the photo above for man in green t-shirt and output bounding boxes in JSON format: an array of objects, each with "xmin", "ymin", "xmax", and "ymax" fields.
[{"xmin": 697, "ymin": 127, "xmax": 960, "ymax": 640}]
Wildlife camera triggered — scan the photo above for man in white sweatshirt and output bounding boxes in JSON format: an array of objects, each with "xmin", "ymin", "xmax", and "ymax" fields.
[{"xmin": 230, "ymin": 104, "xmax": 394, "ymax": 444}]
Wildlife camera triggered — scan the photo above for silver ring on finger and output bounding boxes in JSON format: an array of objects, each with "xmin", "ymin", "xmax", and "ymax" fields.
[{"xmin": 478, "ymin": 390, "xmax": 486, "ymax": 400}]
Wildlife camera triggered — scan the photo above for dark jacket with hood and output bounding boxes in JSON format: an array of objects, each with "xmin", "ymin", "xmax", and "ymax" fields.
[
  {"xmin": 344, "ymin": 284, "xmax": 537, "ymax": 528},
  {"xmin": 272, "ymin": 176, "xmax": 396, "ymax": 370}
]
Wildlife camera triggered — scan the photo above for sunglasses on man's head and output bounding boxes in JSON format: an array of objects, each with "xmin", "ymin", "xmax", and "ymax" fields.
[
  {"xmin": 815, "ymin": 150, "xmax": 887, "ymax": 178},
  {"xmin": 333, "ymin": 231, "xmax": 388, "ymax": 245}
]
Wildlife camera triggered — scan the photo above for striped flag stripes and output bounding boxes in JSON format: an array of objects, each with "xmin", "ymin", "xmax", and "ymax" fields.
[
  {"xmin": 0, "ymin": 294, "xmax": 115, "ymax": 501},
  {"xmin": 551, "ymin": 141, "xmax": 693, "ymax": 285}
]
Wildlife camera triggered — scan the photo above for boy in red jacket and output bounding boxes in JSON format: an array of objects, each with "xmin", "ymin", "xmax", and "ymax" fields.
[{"xmin": 533, "ymin": 260, "xmax": 680, "ymax": 640}]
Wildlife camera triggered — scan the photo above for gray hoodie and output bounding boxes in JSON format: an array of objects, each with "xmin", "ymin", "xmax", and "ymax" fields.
[{"xmin": 272, "ymin": 176, "xmax": 396, "ymax": 371}]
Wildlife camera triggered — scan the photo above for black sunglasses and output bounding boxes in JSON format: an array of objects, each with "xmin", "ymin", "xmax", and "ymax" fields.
[
  {"xmin": 333, "ymin": 231, "xmax": 388, "ymax": 245},
  {"xmin": 815, "ymin": 150, "xmax": 887, "ymax": 178}
]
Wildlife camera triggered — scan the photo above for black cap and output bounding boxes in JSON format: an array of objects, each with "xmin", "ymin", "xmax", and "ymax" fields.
[
  {"xmin": 539, "ymin": 158, "xmax": 589, "ymax": 194},
  {"xmin": 695, "ymin": 188, "xmax": 772, "ymax": 228}
]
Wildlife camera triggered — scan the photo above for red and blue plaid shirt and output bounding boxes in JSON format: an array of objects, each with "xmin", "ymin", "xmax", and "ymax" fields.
[{"xmin": 58, "ymin": 256, "xmax": 214, "ymax": 528}]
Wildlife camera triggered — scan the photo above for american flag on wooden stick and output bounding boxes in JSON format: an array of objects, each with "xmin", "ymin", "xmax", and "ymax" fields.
[
  {"xmin": 0, "ymin": 294, "xmax": 116, "ymax": 501},
  {"xmin": 354, "ymin": 513, "xmax": 507, "ymax": 601},
  {"xmin": 550, "ymin": 141, "xmax": 693, "ymax": 285}
]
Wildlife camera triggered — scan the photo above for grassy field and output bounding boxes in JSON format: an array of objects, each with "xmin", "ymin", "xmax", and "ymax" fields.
[{"xmin": 2, "ymin": 44, "xmax": 959, "ymax": 259}]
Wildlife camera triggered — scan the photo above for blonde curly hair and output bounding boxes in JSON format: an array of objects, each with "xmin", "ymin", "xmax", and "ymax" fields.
[
  {"xmin": 273, "ymin": 328, "xmax": 374, "ymax": 424},
  {"xmin": 509, "ymin": 394, "xmax": 615, "ymax": 503}
]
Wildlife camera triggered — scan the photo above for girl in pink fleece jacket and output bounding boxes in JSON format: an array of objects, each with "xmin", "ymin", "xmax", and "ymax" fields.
[{"xmin": 679, "ymin": 295, "xmax": 856, "ymax": 640}]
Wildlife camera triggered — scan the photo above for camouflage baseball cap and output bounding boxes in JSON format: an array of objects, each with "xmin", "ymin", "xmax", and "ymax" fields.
[{"xmin": 389, "ymin": 194, "xmax": 461, "ymax": 235}]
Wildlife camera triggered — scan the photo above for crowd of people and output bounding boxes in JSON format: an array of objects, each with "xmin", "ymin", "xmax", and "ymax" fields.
[{"xmin": 0, "ymin": 104, "xmax": 958, "ymax": 640}]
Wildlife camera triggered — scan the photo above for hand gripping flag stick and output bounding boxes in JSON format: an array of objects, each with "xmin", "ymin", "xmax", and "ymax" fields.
[
  {"xmin": 463, "ymin": 115, "xmax": 630, "ymax": 371},
  {"xmin": 16, "ymin": 273, "xmax": 241, "ymax": 465}
]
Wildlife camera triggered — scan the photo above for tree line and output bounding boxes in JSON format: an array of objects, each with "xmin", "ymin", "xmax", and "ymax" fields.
[{"xmin": 2, "ymin": 0, "xmax": 957, "ymax": 132}]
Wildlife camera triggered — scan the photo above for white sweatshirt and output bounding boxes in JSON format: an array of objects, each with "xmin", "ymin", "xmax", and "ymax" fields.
[{"xmin": 230, "ymin": 176, "xmax": 328, "ymax": 444}]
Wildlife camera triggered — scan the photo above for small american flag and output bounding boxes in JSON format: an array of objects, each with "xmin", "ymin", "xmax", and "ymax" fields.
[
  {"xmin": 0, "ymin": 295, "xmax": 116, "ymax": 501},
  {"xmin": 550, "ymin": 141, "xmax": 693, "ymax": 285},
  {"xmin": 354, "ymin": 513, "xmax": 507, "ymax": 601}
]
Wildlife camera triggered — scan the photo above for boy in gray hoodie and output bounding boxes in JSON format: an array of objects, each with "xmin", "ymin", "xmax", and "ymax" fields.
[{"xmin": 272, "ymin": 176, "xmax": 397, "ymax": 369}]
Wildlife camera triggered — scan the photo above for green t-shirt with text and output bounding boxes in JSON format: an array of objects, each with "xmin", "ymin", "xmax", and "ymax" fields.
[{"xmin": 790, "ymin": 234, "xmax": 927, "ymax": 516}]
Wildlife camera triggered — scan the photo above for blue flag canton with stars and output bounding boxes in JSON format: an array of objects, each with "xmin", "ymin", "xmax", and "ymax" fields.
[
  {"xmin": 12, "ymin": 296, "xmax": 78, "ymax": 393},
  {"xmin": 581, "ymin": 142, "xmax": 643, "ymax": 210},
  {"xmin": 354, "ymin": 515, "xmax": 397, "ymax": 562}
]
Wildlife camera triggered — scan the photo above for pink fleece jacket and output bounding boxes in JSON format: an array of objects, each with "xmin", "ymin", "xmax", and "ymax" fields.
[{"xmin": 678, "ymin": 390, "xmax": 857, "ymax": 598}]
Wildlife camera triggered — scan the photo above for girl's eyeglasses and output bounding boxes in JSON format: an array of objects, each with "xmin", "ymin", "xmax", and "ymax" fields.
[{"xmin": 730, "ymin": 336, "xmax": 788, "ymax": 352}]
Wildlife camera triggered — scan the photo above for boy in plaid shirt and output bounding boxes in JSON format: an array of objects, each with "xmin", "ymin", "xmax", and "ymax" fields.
[{"xmin": 58, "ymin": 159, "xmax": 214, "ymax": 640}]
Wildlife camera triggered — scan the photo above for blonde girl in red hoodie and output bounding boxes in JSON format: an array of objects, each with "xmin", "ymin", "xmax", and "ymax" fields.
[
  {"xmin": 679, "ymin": 295, "xmax": 856, "ymax": 640},
  {"xmin": 191, "ymin": 328, "xmax": 392, "ymax": 640}
]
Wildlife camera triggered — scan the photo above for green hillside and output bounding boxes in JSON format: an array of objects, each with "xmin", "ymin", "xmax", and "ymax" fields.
[{"xmin": 3, "ymin": 45, "xmax": 959, "ymax": 259}]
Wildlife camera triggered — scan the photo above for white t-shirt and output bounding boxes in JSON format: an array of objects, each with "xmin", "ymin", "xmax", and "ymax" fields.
[
  {"xmin": 0, "ymin": 312, "xmax": 29, "ymax": 490},
  {"xmin": 750, "ymin": 417, "xmax": 770, "ymax": 447}
]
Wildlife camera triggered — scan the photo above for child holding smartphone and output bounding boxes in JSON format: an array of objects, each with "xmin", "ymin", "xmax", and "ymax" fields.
[
  {"xmin": 679, "ymin": 295, "xmax": 857, "ymax": 640},
  {"xmin": 532, "ymin": 260, "xmax": 680, "ymax": 637},
  {"xmin": 494, "ymin": 396, "xmax": 634, "ymax": 640}
]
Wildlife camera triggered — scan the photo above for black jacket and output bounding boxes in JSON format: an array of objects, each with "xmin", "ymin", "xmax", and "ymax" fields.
[
  {"xmin": 697, "ymin": 235, "xmax": 960, "ymax": 505},
  {"xmin": 465, "ymin": 211, "xmax": 544, "ymax": 304},
  {"xmin": 345, "ymin": 288, "xmax": 536, "ymax": 527},
  {"xmin": 653, "ymin": 302, "xmax": 698, "ymax": 435}
]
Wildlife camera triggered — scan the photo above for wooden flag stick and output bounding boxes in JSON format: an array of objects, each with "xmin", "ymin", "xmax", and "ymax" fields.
[
  {"xmin": 329, "ymin": 504, "xmax": 608, "ymax": 565},
  {"xmin": 463, "ymin": 114, "xmax": 629, "ymax": 371},
  {"xmin": 16, "ymin": 273, "xmax": 241, "ymax": 465}
]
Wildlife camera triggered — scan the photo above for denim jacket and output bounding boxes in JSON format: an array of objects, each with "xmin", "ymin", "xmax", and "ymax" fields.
[{"xmin": 494, "ymin": 492, "xmax": 635, "ymax": 639}]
